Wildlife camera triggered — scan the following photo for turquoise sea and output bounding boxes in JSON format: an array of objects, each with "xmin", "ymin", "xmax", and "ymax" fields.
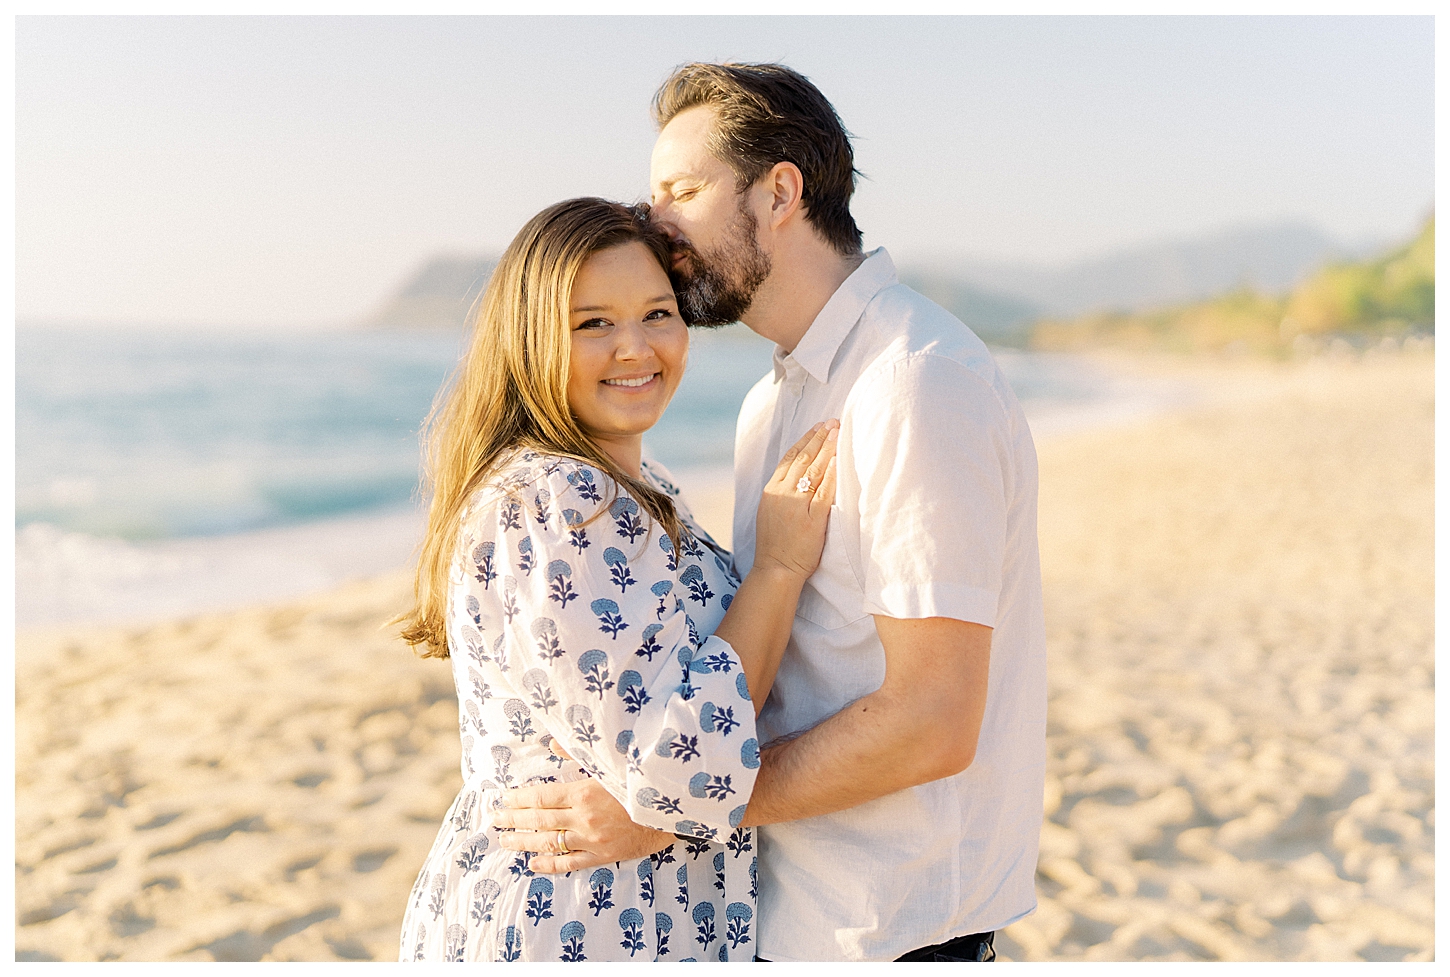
[{"xmin": 16, "ymin": 325, "xmax": 1141, "ymax": 542}]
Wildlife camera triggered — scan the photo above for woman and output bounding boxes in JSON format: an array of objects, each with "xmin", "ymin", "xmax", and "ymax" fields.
[{"xmin": 394, "ymin": 197, "xmax": 837, "ymax": 962}]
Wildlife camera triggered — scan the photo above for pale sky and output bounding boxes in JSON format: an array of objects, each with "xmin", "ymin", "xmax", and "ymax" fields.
[{"xmin": 15, "ymin": 15, "xmax": 1435, "ymax": 328}]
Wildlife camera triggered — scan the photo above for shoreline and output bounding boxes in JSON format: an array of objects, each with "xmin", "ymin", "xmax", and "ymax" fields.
[
  {"xmin": 11, "ymin": 466, "xmax": 740, "ymax": 637},
  {"xmin": 14, "ymin": 505, "xmax": 428, "ymax": 635}
]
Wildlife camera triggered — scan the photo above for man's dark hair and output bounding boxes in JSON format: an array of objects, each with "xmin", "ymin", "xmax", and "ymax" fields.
[{"xmin": 653, "ymin": 62, "xmax": 863, "ymax": 256}]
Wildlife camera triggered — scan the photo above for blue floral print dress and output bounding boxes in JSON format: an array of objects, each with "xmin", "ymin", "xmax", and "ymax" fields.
[{"xmin": 400, "ymin": 450, "xmax": 760, "ymax": 962}]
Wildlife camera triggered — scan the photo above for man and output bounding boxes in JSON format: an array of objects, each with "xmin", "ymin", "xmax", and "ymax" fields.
[{"xmin": 492, "ymin": 62, "xmax": 1046, "ymax": 962}]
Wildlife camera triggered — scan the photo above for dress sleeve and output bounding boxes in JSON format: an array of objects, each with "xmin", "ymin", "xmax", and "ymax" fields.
[{"xmin": 470, "ymin": 458, "xmax": 759, "ymax": 839}]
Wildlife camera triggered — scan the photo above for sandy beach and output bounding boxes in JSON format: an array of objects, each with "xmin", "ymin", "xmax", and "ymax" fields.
[{"xmin": 14, "ymin": 348, "xmax": 1433, "ymax": 961}]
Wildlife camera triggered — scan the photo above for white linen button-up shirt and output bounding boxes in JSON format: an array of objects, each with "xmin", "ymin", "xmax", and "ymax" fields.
[{"xmin": 731, "ymin": 248, "xmax": 1047, "ymax": 961}]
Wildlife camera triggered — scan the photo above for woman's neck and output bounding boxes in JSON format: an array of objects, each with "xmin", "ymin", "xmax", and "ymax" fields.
[{"xmin": 591, "ymin": 434, "xmax": 642, "ymax": 479}]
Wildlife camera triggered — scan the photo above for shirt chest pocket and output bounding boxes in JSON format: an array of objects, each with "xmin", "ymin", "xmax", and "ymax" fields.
[{"xmin": 795, "ymin": 504, "xmax": 870, "ymax": 630}]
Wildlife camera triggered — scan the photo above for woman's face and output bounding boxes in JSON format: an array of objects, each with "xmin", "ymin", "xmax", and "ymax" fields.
[{"xmin": 566, "ymin": 241, "xmax": 688, "ymax": 468}]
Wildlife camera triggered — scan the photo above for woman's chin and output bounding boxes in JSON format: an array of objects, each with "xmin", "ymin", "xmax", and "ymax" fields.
[
  {"xmin": 579, "ymin": 404, "xmax": 675, "ymax": 442},
  {"xmin": 580, "ymin": 416, "xmax": 665, "ymax": 452}
]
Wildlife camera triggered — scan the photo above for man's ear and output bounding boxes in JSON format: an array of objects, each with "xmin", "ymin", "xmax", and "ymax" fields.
[{"xmin": 764, "ymin": 161, "xmax": 805, "ymax": 230}]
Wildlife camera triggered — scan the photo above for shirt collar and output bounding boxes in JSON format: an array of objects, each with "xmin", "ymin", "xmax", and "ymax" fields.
[{"xmin": 775, "ymin": 247, "xmax": 897, "ymax": 385}]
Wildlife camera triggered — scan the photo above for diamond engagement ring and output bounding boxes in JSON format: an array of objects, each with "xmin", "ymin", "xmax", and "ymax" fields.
[
  {"xmin": 556, "ymin": 829, "xmax": 571, "ymax": 855},
  {"xmin": 796, "ymin": 475, "xmax": 813, "ymax": 493}
]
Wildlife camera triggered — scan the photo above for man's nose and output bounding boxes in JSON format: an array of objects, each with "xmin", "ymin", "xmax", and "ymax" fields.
[{"xmin": 647, "ymin": 204, "xmax": 684, "ymax": 243}]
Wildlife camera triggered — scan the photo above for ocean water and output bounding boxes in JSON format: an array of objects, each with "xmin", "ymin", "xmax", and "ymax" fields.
[
  {"xmin": 15, "ymin": 325, "xmax": 1185, "ymax": 626},
  {"xmin": 17, "ymin": 327, "xmax": 467, "ymax": 540}
]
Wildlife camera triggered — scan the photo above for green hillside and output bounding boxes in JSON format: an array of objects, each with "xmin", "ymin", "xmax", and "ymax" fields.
[{"xmin": 1030, "ymin": 215, "xmax": 1434, "ymax": 356}]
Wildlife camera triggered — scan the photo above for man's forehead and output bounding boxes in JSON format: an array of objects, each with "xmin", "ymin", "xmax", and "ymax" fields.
[{"xmin": 650, "ymin": 106, "xmax": 725, "ymax": 185}]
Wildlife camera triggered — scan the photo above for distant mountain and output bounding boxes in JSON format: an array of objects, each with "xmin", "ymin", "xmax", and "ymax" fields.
[
  {"xmin": 894, "ymin": 271, "xmax": 1041, "ymax": 345},
  {"xmin": 943, "ymin": 221, "xmax": 1363, "ymax": 318},
  {"xmin": 1029, "ymin": 214, "xmax": 1433, "ymax": 356},
  {"xmin": 365, "ymin": 255, "xmax": 498, "ymax": 330},
  {"xmin": 841, "ymin": 221, "xmax": 1361, "ymax": 345},
  {"xmin": 365, "ymin": 220, "xmax": 1369, "ymax": 339}
]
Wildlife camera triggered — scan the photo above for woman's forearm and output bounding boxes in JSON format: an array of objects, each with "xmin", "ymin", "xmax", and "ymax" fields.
[
  {"xmin": 710, "ymin": 565, "xmax": 805, "ymax": 715},
  {"xmin": 706, "ymin": 420, "xmax": 836, "ymax": 713}
]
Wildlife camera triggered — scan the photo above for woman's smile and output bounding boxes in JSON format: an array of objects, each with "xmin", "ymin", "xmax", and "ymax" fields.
[{"xmin": 601, "ymin": 372, "xmax": 661, "ymax": 389}]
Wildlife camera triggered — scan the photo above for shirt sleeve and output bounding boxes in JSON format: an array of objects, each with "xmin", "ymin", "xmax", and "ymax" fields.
[
  {"xmin": 467, "ymin": 458, "xmax": 759, "ymax": 840},
  {"xmin": 845, "ymin": 354, "xmax": 1012, "ymax": 627}
]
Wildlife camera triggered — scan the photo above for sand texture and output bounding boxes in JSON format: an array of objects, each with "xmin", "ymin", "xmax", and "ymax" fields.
[
  {"xmin": 15, "ymin": 572, "xmax": 458, "ymax": 961},
  {"xmin": 14, "ymin": 351, "xmax": 1433, "ymax": 961},
  {"xmin": 999, "ymin": 351, "xmax": 1434, "ymax": 962}
]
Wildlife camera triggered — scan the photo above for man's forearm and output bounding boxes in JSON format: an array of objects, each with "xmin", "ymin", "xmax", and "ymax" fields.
[
  {"xmin": 742, "ymin": 616, "xmax": 992, "ymax": 826},
  {"xmin": 740, "ymin": 685, "xmax": 977, "ymax": 826}
]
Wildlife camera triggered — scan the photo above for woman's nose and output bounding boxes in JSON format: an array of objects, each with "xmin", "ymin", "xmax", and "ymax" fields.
[{"xmin": 613, "ymin": 320, "xmax": 651, "ymax": 360}]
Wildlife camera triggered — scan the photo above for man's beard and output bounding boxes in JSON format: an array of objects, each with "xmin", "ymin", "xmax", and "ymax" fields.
[{"xmin": 668, "ymin": 202, "xmax": 772, "ymax": 327}]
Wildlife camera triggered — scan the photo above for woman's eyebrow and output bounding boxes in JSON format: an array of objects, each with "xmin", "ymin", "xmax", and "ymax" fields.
[{"xmin": 571, "ymin": 296, "xmax": 674, "ymax": 313}]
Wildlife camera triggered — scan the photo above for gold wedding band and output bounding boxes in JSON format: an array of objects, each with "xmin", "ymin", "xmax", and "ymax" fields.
[
  {"xmin": 796, "ymin": 475, "xmax": 812, "ymax": 493},
  {"xmin": 556, "ymin": 829, "xmax": 571, "ymax": 856}
]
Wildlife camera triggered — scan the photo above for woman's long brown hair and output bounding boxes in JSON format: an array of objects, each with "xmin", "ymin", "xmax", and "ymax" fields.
[{"xmin": 395, "ymin": 198, "xmax": 686, "ymax": 657}]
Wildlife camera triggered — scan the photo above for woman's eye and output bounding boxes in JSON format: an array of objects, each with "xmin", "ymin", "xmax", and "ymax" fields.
[
  {"xmin": 576, "ymin": 318, "xmax": 609, "ymax": 331},
  {"xmin": 644, "ymin": 308, "xmax": 674, "ymax": 322}
]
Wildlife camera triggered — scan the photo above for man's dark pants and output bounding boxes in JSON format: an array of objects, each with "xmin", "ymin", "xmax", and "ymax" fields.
[
  {"xmin": 755, "ymin": 931, "xmax": 996, "ymax": 962},
  {"xmin": 895, "ymin": 931, "xmax": 996, "ymax": 962}
]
